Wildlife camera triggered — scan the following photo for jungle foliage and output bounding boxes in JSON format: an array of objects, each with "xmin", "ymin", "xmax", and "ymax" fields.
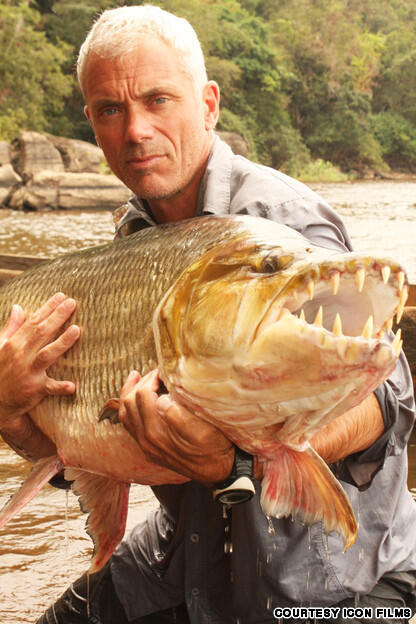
[{"xmin": 2, "ymin": 0, "xmax": 416, "ymax": 177}]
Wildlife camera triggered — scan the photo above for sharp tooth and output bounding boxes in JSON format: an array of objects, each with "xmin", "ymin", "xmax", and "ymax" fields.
[
  {"xmin": 400, "ymin": 286, "xmax": 408, "ymax": 307},
  {"xmin": 355, "ymin": 268, "xmax": 366, "ymax": 293},
  {"xmin": 330, "ymin": 272, "xmax": 340, "ymax": 295},
  {"xmin": 386, "ymin": 318, "xmax": 393, "ymax": 333},
  {"xmin": 397, "ymin": 271, "xmax": 405, "ymax": 291},
  {"xmin": 299, "ymin": 309, "xmax": 306, "ymax": 322},
  {"xmin": 396, "ymin": 303, "xmax": 405, "ymax": 324},
  {"xmin": 333, "ymin": 313, "xmax": 343, "ymax": 336},
  {"xmin": 381, "ymin": 266, "xmax": 391, "ymax": 284},
  {"xmin": 306, "ymin": 280, "xmax": 314, "ymax": 300},
  {"xmin": 314, "ymin": 306, "xmax": 323, "ymax": 327},
  {"xmin": 361, "ymin": 315, "xmax": 374, "ymax": 339},
  {"xmin": 396, "ymin": 287, "xmax": 408, "ymax": 324},
  {"xmin": 392, "ymin": 329, "xmax": 402, "ymax": 357}
]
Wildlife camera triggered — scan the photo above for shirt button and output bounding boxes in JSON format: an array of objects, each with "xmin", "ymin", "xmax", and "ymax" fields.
[
  {"xmin": 191, "ymin": 587, "xmax": 200, "ymax": 597},
  {"xmin": 190, "ymin": 533, "xmax": 199, "ymax": 543}
]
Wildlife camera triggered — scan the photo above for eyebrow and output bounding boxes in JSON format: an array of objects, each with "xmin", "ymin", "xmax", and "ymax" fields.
[{"xmin": 92, "ymin": 84, "xmax": 182, "ymax": 108}]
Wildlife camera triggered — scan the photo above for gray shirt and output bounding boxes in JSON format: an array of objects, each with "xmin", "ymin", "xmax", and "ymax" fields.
[{"xmin": 112, "ymin": 136, "xmax": 416, "ymax": 622}]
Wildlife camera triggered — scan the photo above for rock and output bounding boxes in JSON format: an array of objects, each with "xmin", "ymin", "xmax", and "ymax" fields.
[
  {"xmin": 13, "ymin": 131, "xmax": 65, "ymax": 179},
  {"xmin": 58, "ymin": 172, "xmax": 131, "ymax": 210},
  {"xmin": 11, "ymin": 171, "xmax": 61, "ymax": 210},
  {"xmin": 217, "ymin": 131, "xmax": 250, "ymax": 157},
  {"xmin": 401, "ymin": 308, "xmax": 416, "ymax": 387},
  {"xmin": 8, "ymin": 171, "xmax": 130, "ymax": 211},
  {"xmin": 45, "ymin": 134, "xmax": 105, "ymax": 174},
  {"xmin": 0, "ymin": 164, "xmax": 22, "ymax": 205},
  {"xmin": 0, "ymin": 142, "xmax": 11, "ymax": 166}
]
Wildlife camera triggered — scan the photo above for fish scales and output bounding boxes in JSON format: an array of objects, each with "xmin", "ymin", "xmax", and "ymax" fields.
[
  {"xmin": 0, "ymin": 218, "xmax": 242, "ymax": 482},
  {"xmin": 0, "ymin": 215, "xmax": 407, "ymax": 572}
]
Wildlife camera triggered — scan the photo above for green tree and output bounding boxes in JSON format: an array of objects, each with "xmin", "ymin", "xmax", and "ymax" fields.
[
  {"xmin": 0, "ymin": 0, "xmax": 73, "ymax": 141},
  {"xmin": 2, "ymin": 0, "xmax": 416, "ymax": 176}
]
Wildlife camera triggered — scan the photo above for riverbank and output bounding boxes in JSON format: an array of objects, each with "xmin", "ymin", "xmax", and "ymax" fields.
[
  {"xmin": 0, "ymin": 131, "xmax": 131, "ymax": 211},
  {"xmin": 2, "ymin": 131, "xmax": 416, "ymax": 209},
  {"xmin": 0, "ymin": 130, "xmax": 250, "ymax": 212},
  {"xmin": 299, "ymin": 160, "xmax": 416, "ymax": 184}
]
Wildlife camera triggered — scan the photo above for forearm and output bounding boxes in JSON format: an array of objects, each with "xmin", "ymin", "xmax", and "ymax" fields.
[{"xmin": 310, "ymin": 392, "xmax": 384, "ymax": 464}]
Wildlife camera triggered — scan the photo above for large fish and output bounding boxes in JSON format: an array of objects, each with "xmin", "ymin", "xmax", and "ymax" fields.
[{"xmin": 0, "ymin": 215, "xmax": 407, "ymax": 572}]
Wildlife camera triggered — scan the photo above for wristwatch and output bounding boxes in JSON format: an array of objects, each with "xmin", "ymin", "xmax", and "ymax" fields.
[{"xmin": 213, "ymin": 446, "xmax": 256, "ymax": 505}]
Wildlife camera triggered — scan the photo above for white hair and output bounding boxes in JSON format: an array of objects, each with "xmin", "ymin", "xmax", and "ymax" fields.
[{"xmin": 77, "ymin": 5, "xmax": 208, "ymax": 94}]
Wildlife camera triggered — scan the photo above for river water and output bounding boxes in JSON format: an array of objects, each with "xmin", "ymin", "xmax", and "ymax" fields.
[{"xmin": 0, "ymin": 180, "xmax": 415, "ymax": 622}]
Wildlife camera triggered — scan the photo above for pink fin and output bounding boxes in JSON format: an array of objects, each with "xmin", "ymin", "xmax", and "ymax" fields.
[
  {"xmin": 0, "ymin": 455, "xmax": 63, "ymax": 528},
  {"xmin": 260, "ymin": 446, "xmax": 357, "ymax": 550},
  {"xmin": 65, "ymin": 468, "xmax": 130, "ymax": 573},
  {"xmin": 98, "ymin": 398, "xmax": 120, "ymax": 424}
]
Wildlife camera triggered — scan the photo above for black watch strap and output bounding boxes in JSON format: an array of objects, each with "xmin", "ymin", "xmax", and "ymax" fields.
[{"xmin": 213, "ymin": 445, "xmax": 255, "ymax": 505}]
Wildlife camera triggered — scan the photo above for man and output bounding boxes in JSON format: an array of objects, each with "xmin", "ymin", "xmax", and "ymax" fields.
[{"xmin": 0, "ymin": 6, "xmax": 415, "ymax": 623}]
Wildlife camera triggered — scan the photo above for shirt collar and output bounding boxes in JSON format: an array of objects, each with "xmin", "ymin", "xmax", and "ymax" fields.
[{"xmin": 116, "ymin": 134, "xmax": 234, "ymax": 234}]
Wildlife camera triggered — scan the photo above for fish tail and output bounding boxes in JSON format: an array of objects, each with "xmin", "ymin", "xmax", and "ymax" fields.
[
  {"xmin": 260, "ymin": 445, "xmax": 357, "ymax": 550},
  {"xmin": 0, "ymin": 455, "xmax": 63, "ymax": 528},
  {"xmin": 65, "ymin": 468, "xmax": 130, "ymax": 573}
]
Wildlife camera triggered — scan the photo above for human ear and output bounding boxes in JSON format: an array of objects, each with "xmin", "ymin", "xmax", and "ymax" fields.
[
  {"xmin": 84, "ymin": 105, "xmax": 92, "ymax": 123},
  {"xmin": 203, "ymin": 81, "xmax": 220, "ymax": 131}
]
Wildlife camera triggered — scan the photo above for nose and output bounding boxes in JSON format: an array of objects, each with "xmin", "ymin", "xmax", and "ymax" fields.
[{"xmin": 124, "ymin": 106, "xmax": 154, "ymax": 143}]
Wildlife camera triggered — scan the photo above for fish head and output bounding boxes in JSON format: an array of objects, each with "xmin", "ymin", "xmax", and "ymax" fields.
[{"xmin": 154, "ymin": 218, "xmax": 408, "ymax": 442}]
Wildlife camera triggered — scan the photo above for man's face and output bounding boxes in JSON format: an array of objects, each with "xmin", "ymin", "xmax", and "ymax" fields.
[{"xmin": 83, "ymin": 36, "xmax": 218, "ymax": 202}]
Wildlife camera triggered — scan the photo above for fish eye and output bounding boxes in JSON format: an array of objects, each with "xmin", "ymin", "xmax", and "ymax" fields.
[{"xmin": 259, "ymin": 254, "xmax": 293, "ymax": 274}]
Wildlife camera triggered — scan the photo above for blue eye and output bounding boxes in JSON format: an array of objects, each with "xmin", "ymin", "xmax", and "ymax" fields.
[
  {"xmin": 103, "ymin": 108, "xmax": 118, "ymax": 116},
  {"xmin": 154, "ymin": 97, "xmax": 168, "ymax": 105}
]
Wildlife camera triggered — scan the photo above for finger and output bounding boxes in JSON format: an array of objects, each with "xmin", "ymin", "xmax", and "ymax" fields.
[
  {"xmin": 117, "ymin": 388, "xmax": 149, "ymax": 444},
  {"xmin": 19, "ymin": 297, "xmax": 77, "ymax": 351},
  {"xmin": 125, "ymin": 375, "xmax": 163, "ymax": 450},
  {"xmin": 157, "ymin": 394, "xmax": 196, "ymax": 428},
  {"xmin": 38, "ymin": 297, "xmax": 77, "ymax": 335},
  {"xmin": 120, "ymin": 370, "xmax": 141, "ymax": 398},
  {"xmin": 0, "ymin": 305, "xmax": 25, "ymax": 340},
  {"xmin": 156, "ymin": 394, "xmax": 218, "ymax": 444},
  {"xmin": 138, "ymin": 368, "xmax": 160, "ymax": 393},
  {"xmin": 33, "ymin": 324, "xmax": 80, "ymax": 370},
  {"xmin": 118, "ymin": 402, "xmax": 139, "ymax": 442},
  {"xmin": 28, "ymin": 292, "xmax": 67, "ymax": 324},
  {"xmin": 45, "ymin": 377, "xmax": 77, "ymax": 396},
  {"xmin": 135, "ymin": 379, "xmax": 160, "ymax": 429}
]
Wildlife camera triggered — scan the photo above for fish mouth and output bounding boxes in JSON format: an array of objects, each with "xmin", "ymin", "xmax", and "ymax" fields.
[{"xmin": 256, "ymin": 256, "xmax": 407, "ymax": 360}]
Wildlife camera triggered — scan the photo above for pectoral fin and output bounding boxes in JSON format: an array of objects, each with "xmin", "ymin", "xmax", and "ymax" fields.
[
  {"xmin": 0, "ymin": 455, "xmax": 63, "ymax": 528},
  {"xmin": 98, "ymin": 398, "xmax": 121, "ymax": 424},
  {"xmin": 65, "ymin": 468, "xmax": 130, "ymax": 573},
  {"xmin": 260, "ymin": 445, "xmax": 357, "ymax": 550}
]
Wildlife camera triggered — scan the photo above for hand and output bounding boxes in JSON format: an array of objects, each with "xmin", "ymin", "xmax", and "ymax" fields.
[
  {"xmin": 0, "ymin": 293, "xmax": 80, "ymax": 458},
  {"xmin": 118, "ymin": 369, "xmax": 235, "ymax": 484}
]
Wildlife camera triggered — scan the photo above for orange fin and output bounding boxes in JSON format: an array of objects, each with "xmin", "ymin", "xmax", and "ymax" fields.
[
  {"xmin": 65, "ymin": 468, "xmax": 130, "ymax": 573},
  {"xmin": 0, "ymin": 455, "xmax": 63, "ymax": 528},
  {"xmin": 98, "ymin": 398, "xmax": 120, "ymax": 424},
  {"xmin": 260, "ymin": 445, "xmax": 357, "ymax": 550}
]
